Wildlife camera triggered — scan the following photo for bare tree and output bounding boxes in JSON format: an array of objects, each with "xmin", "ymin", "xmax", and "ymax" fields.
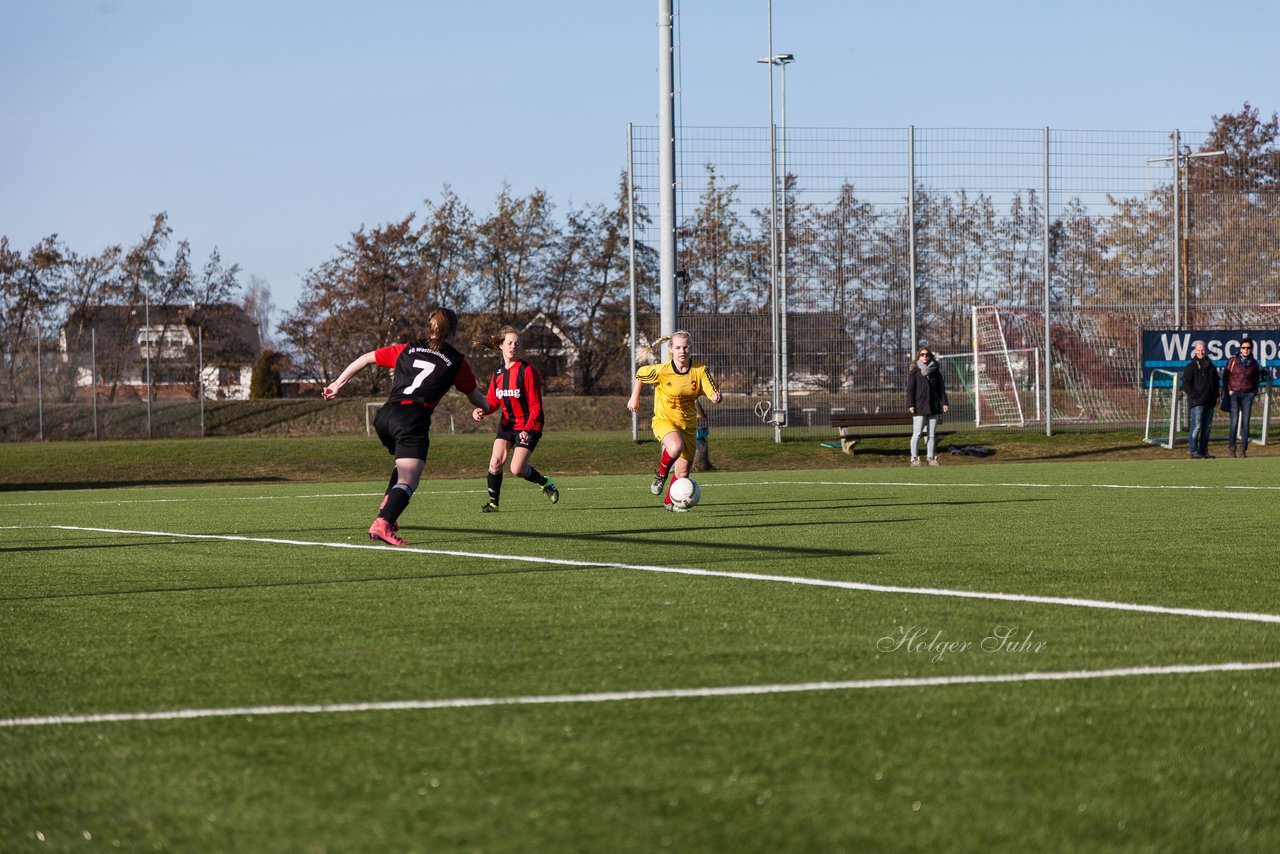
[
  {"xmin": 0, "ymin": 235, "xmax": 65, "ymax": 402},
  {"xmin": 241, "ymin": 274, "xmax": 275, "ymax": 348}
]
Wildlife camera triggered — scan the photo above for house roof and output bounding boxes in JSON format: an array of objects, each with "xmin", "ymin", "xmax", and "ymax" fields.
[{"xmin": 62, "ymin": 303, "xmax": 261, "ymax": 361}]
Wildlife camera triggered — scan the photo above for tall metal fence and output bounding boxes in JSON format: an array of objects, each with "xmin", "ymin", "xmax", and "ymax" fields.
[{"xmin": 627, "ymin": 126, "xmax": 1280, "ymax": 437}]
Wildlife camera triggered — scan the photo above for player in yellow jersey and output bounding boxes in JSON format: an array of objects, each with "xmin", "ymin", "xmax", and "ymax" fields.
[{"xmin": 626, "ymin": 330, "xmax": 722, "ymax": 510}]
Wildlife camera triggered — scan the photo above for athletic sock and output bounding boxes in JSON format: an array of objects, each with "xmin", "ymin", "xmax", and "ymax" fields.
[
  {"xmin": 521, "ymin": 465, "xmax": 548, "ymax": 487},
  {"xmin": 381, "ymin": 466, "xmax": 399, "ymax": 504},
  {"xmin": 657, "ymin": 450, "xmax": 676, "ymax": 477},
  {"xmin": 380, "ymin": 482, "xmax": 414, "ymax": 524},
  {"xmin": 487, "ymin": 470, "xmax": 503, "ymax": 505}
]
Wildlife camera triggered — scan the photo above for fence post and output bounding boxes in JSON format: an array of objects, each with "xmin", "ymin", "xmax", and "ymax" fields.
[
  {"xmin": 36, "ymin": 322, "xmax": 44, "ymax": 441},
  {"xmin": 908, "ymin": 124, "xmax": 917, "ymax": 356},
  {"xmin": 972, "ymin": 306, "xmax": 981, "ymax": 427},
  {"xmin": 198, "ymin": 324, "xmax": 205, "ymax": 437},
  {"xmin": 92, "ymin": 327, "xmax": 99, "ymax": 440},
  {"xmin": 1043, "ymin": 126, "xmax": 1053, "ymax": 436},
  {"xmin": 1172, "ymin": 129, "xmax": 1181, "ymax": 329},
  {"xmin": 627, "ymin": 121, "xmax": 639, "ymax": 442}
]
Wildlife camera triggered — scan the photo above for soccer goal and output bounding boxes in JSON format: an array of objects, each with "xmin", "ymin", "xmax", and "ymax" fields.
[
  {"xmin": 1143, "ymin": 370, "xmax": 1180, "ymax": 449},
  {"xmin": 1144, "ymin": 368, "xmax": 1276, "ymax": 450},
  {"xmin": 970, "ymin": 307, "xmax": 1042, "ymax": 427}
]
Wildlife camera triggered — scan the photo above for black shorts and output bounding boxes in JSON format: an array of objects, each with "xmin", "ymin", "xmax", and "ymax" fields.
[
  {"xmin": 374, "ymin": 403, "xmax": 433, "ymax": 460},
  {"xmin": 495, "ymin": 424, "xmax": 542, "ymax": 453}
]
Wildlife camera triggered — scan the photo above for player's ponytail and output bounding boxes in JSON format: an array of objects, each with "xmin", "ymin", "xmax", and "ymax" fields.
[
  {"xmin": 635, "ymin": 334, "xmax": 671, "ymax": 366},
  {"xmin": 427, "ymin": 307, "xmax": 458, "ymax": 348}
]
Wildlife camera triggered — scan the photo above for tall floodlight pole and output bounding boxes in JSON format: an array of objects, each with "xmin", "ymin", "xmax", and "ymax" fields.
[
  {"xmin": 658, "ymin": 0, "xmax": 677, "ymax": 359},
  {"xmin": 777, "ymin": 53, "xmax": 794, "ymax": 434},
  {"xmin": 758, "ymin": 50, "xmax": 794, "ymax": 441},
  {"xmin": 758, "ymin": 0, "xmax": 781, "ymax": 442}
]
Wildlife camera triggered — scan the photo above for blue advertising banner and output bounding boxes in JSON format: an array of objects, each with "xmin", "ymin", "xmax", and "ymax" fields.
[{"xmin": 1141, "ymin": 329, "xmax": 1280, "ymax": 386}]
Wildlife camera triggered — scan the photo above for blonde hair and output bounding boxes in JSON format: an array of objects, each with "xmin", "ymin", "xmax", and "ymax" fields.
[
  {"xmin": 475, "ymin": 325, "xmax": 519, "ymax": 352},
  {"xmin": 427, "ymin": 307, "xmax": 457, "ymax": 348},
  {"xmin": 634, "ymin": 330, "xmax": 691, "ymax": 365}
]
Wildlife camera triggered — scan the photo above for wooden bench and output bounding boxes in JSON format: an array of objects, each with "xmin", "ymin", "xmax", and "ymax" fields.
[{"xmin": 831, "ymin": 412, "xmax": 955, "ymax": 456}]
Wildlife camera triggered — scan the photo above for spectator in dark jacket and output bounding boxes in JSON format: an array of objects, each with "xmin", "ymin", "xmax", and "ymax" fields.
[
  {"xmin": 907, "ymin": 346, "xmax": 950, "ymax": 466},
  {"xmin": 1181, "ymin": 340, "xmax": 1220, "ymax": 459},
  {"xmin": 1221, "ymin": 340, "xmax": 1262, "ymax": 458}
]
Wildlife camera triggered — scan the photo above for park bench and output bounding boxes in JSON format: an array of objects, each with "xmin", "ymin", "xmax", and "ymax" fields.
[{"xmin": 830, "ymin": 412, "xmax": 955, "ymax": 456}]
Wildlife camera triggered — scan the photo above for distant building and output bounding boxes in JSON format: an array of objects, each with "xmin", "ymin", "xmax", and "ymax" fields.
[{"xmin": 59, "ymin": 303, "xmax": 262, "ymax": 399}]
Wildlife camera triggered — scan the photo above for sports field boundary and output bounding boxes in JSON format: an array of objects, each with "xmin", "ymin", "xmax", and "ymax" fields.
[
  {"xmin": 33, "ymin": 525, "xmax": 1280, "ymax": 625},
  {"xmin": 3, "ymin": 660, "xmax": 1276, "ymax": 729}
]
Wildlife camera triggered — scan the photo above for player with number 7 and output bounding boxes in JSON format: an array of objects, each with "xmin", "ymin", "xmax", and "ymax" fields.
[{"xmin": 323, "ymin": 307, "xmax": 490, "ymax": 545}]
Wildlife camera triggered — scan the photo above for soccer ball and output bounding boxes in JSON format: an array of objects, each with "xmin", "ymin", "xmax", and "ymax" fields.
[{"xmin": 668, "ymin": 477, "xmax": 701, "ymax": 509}]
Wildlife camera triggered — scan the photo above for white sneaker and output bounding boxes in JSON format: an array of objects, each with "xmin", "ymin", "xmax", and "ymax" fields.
[
  {"xmin": 910, "ymin": 458, "xmax": 921, "ymax": 467},
  {"xmin": 927, "ymin": 457, "xmax": 940, "ymax": 467}
]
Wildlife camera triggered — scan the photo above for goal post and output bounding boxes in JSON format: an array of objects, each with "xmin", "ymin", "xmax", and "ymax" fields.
[{"xmin": 1143, "ymin": 370, "xmax": 1180, "ymax": 449}]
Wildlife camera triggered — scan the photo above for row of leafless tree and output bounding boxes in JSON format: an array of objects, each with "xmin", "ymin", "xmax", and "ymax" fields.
[{"xmin": 4, "ymin": 107, "xmax": 1278, "ymax": 402}]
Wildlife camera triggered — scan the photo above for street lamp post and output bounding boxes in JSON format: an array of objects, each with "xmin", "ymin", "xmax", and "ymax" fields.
[
  {"xmin": 777, "ymin": 54, "xmax": 794, "ymax": 429},
  {"xmin": 757, "ymin": 50, "xmax": 794, "ymax": 441}
]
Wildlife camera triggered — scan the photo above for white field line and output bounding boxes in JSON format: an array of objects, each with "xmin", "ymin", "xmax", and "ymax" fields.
[
  {"xmin": 5, "ymin": 477, "xmax": 1280, "ymax": 508},
  {"xmin": 45, "ymin": 525, "xmax": 1280, "ymax": 625},
  {"xmin": 3, "ymin": 660, "xmax": 1277, "ymax": 729}
]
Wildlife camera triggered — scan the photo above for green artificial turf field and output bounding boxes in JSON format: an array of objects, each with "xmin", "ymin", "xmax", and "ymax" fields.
[{"xmin": 2, "ymin": 457, "xmax": 1277, "ymax": 851}]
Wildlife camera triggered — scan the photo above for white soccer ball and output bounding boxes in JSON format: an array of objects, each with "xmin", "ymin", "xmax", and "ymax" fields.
[{"xmin": 668, "ymin": 476, "xmax": 701, "ymax": 509}]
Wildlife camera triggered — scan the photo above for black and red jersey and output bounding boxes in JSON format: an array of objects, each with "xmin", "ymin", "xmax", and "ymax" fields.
[
  {"xmin": 485, "ymin": 359, "xmax": 544, "ymax": 431},
  {"xmin": 374, "ymin": 340, "xmax": 478, "ymax": 406}
]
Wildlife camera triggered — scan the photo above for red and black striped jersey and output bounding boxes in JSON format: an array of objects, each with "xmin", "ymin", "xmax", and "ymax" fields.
[
  {"xmin": 374, "ymin": 340, "xmax": 478, "ymax": 406},
  {"xmin": 485, "ymin": 359, "xmax": 544, "ymax": 431}
]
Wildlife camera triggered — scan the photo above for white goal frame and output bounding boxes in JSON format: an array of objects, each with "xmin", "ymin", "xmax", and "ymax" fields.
[
  {"xmin": 1144, "ymin": 369, "xmax": 1275, "ymax": 450},
  {"xmin": 1143, "ymin": 370, "xmax": 1180, "ymax": 449}
]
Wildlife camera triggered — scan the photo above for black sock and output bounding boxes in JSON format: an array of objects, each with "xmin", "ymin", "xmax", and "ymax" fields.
[
  {"xmin": 384, "ymin": 466, "xmax": 399, "ymax": 499},
  {"xmin": 487, "ymin": 470, "xmax": 503, "ymax": 504},
  {"xmin": 380, "ymin": 483, "xmax": 413, "ymax": 523},
  {"xmin": 521, "ymin": 465, "xmax": 547, "ymax": 487}
]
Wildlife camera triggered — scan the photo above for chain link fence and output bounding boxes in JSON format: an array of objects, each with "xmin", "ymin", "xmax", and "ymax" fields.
[{"xmin": 628, "ymin": 125, "xmax": 1280, "ymax": 438}]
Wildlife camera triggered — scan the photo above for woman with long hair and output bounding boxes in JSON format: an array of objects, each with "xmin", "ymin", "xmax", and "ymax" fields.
[
  {"xmin": 906, "ymin": 346, "xmax": 950, "ymax": 467},
  {"xmin": 323, "ymin": 307, "xmax": 489, "ymax": 545},
  {"xmin": 627, "ymin": 330, "xmax": 722, "ymax": 511},
  {"xmin": 471, "ymin": 325, "xmax": 559, "ymax": 511}
]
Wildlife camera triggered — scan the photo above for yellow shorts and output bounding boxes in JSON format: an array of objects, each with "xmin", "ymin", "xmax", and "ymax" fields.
[{"xmin": 651, "ymin": 419, "xmax": 695, "ymax": 462}]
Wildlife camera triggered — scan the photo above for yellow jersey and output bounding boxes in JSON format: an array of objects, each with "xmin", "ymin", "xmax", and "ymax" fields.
[{"xmin": 635, "ymin": 361, "xmax": 719, "ymax": 428}]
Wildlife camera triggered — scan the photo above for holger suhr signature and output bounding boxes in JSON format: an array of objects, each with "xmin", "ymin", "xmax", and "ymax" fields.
[{"xmin": 877, "ymin": 625, "xmax": 1047, "ymax": 663}]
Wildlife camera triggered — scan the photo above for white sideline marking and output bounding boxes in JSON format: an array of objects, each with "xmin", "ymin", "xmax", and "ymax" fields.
[
  {"xmin": 47, "ymin": 526, "xmax": 1280, "ymax": 625},
  {"xmin": 5, "ymin": 477, "xmax": 1280, "ymax": 508},
  {"xmin": 2, "ymin": 660, "xmax": 1276, "ymax": 729}
]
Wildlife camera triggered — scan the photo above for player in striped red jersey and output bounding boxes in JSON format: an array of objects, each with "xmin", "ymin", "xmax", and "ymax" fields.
[
  {"xmin": 323, "ymin": 307, "xmax": 489, "ymax": 546},
  {"xmin": 471, "ymin": 326, "xmax": 559, "ymax": 511}
]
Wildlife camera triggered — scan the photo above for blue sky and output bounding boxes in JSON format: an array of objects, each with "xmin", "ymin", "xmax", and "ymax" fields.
[{"xmin": 3, "ymin": 0, "xmax": 1277, "ymax": 317}]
